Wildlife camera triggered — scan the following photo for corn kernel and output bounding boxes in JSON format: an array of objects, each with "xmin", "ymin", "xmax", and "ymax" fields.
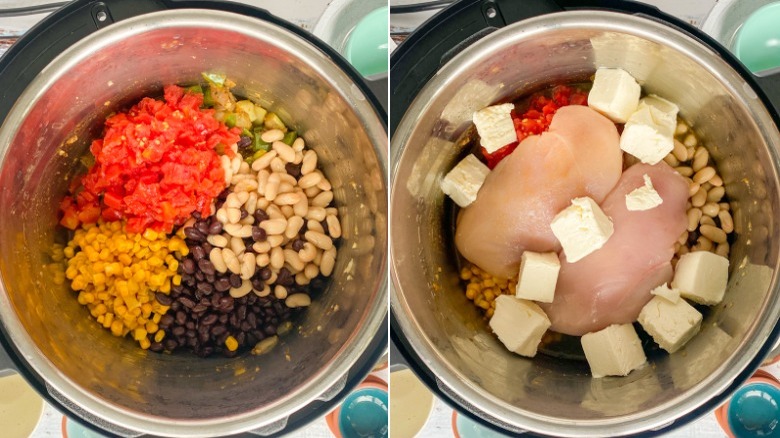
[
  {"xmin": 154, "ymin": 330, "xmax": 165, "ymax": 343},
  {"xmin": 225, "ymin": 336, "xmax": 239, "ymax": 352}
]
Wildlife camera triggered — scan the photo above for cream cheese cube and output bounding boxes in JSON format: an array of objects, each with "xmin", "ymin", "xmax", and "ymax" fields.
[
  {"xmin": 640, "ymin": 95, "xmax": 679, "ymax": 136},
  {"xmin": 440, "ymin": 154, "xmax": 490, "ymax": 208},
  {"xmin": 638, "ymin": 296, "xmax": 702, "ymax": 353},
  {"xmin": 672, "ymin": 251, "xmax": 729, "ymax": 305},
  {"xmin": 550, "ymin": 197, "xmax": 614, "ymax": 263},
  {"xmin": 581, "ymin": 324, "xmax": 647, "ymax": 378},
  {"xmin": 619, "ymin": 96, "xmax": 679, "ymax": 165},
  {"xmin": 515, "ymin": 251, "xmax": 560, "ymax": 303},
  {"xmin": 650, "ymin": 283, "xmax": 680, "ymax": 303},
  {"xmin": 473, "ymin": 103, "xmax": 517, "ymax": 153},
  {"xmin": 587, "ymin": 68, "xmax": 641, "ymax": 123},
  {"xmin": 625, "ymin": 174, "xmax": 663, "ymax": 211},
  {"xmin": 489, "ymin": 295, "xmax": 551, "ymax": 357}
]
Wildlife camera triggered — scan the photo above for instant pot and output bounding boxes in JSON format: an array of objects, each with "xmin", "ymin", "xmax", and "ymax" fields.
[
  {"xmin": 391, "ymin": 0, "xmax": 780, "ymax": 436},
  {"xmin": 0, "ymin": 1, "xmax": 387, "ymax": 436}
]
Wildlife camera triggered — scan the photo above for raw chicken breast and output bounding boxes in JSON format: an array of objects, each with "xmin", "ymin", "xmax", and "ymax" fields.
[
  {"xmin": 540, "ymin": 162, "xmax": 688, "ymax": 336},
  {"xmin": 455, "ymin": 105, "xmax": 622, "ymax": 279}
]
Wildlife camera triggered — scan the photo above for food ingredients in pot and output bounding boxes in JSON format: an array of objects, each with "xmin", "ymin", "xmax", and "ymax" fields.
[
  {"xmin": 447, "ymin": 73, "xmax": 735, "ymax": 377},
  {"xmin": 63, "ymin": 221, "xmax": 187, "ymax": 349},
  {"xmin": 580, "ymin": 324, "xmax": 647, "ymax": 378},
  {"xmin": 472, "ymin": 103, "xmax": 517, "ymax": 154},
  {"xmin": 637, "ymin": 295, "xmax": 702, "ymax": 353},
  {"xmin": 540, "ymin": 162, "xmax": 688, "ymax": 336},
  {"xmin": 454, "ymin": 105, "xmax": 622, "ymax": 279},
  {"xmin": 489, "ymin": 295, "xmax": 550, "ymax": 358},
  {"xmin": 59, "ymin": 85, "xmax": 239, "ymax": 233},
  {"xmin": 58, "ymin": 75, "xmax": 339, "ymax": 357}
]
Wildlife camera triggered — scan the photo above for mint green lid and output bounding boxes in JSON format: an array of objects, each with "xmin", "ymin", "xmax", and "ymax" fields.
[
  {"xmin": 345, "ymin": 7, "xmax": 389, "ymax": 77},
  {"xmin": 735, "ymin": 2, "xmax": 780, "ymax": 73}
]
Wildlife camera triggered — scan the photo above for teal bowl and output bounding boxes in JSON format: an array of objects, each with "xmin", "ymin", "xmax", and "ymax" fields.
[
  {"xmin": 735, "ymin": 2, "xmax": 780, "ymax": 73},
  {"xmin": 338, "ymin": 387, "xmax": 389, "ymax": 438}
]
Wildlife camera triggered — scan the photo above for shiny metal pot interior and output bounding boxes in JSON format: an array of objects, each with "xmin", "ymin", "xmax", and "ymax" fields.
[
  {"xmin": 391, "ymin": 11, "xmax": 780, "ymax": 436},
  {"xmin": 0, "ymin": 9, "xmax": 387, "ymax": 437}
]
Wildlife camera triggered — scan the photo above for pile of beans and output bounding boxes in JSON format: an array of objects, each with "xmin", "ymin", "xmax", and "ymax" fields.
[
  {"xmin": 158, "ymin": 131, "xmax": 340, "ymax": 356},
  {"xmin": 459, "ymin": 265, "xmax": 517, "ymax": 318},
  {"xmin": 663, "ymin": 120, "xmax": 733, "ymax": 265}
]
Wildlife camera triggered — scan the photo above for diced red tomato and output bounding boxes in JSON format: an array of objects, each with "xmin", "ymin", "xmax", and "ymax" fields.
[
  {"xmin": 481, "ymin": 85, "xmax": 589, "ymax": 169},
  {"xmin": 59, "ymin": 84, "xmax": 240, "ymax": 232}
]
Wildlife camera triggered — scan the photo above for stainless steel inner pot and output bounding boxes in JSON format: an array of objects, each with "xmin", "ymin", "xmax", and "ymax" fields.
[
  {"xmin": 0, "ymin": 9, "xmax": 387, "ymax": 437},
  {"xmin": 391, "ymin": 11, "xmax": 780, "ymax": 436}
]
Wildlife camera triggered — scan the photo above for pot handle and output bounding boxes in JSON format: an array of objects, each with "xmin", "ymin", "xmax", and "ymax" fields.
[
  {"xmin": 390, "ymin": 0, "xmax": 564, "ymax": 132},
  {"xmin": 45, "ymin": 382, "xmax": 142, "ymax": 437}
]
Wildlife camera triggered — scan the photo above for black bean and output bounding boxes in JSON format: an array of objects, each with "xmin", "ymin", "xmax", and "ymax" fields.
[
  {"xmin": 187, "ymin": 337, "xmax": 197, "ymax": 347},
  {"xmin": 195, "ymin": 271, "xmax": 205, "ymax": 282},
  {"xmin": 240, "ymin": 208, "xmax": 249, "ymax": 220},
  {"xmin": 196, "ymin": 257, "xmax": 214, "ymax": 275},
  {"xmin": 291, "ymin": 238, "xmax": 305, "ymax": 251},
  {"xmin": 258, "ymin": 267, "xmax": 272, "ymax": 281},
  {"xmin": 230, "ymin": 314, "xmax": 239, "ymax": 328},
  {"xmin": 240, "ymin": 321, "xmax": 252, "ymax": 332},
  {"xmin": 202, "ymin": 314, "xmax": 218, "ymax": 326},
  {"xmin": 264, "ymin": 324, "xmax": 277, "ymax": 336},
  {"xmin": 185, "ymin": 321, "xmax": 195, "ymax": 330},
  {"xmin": 164, "ymin": 339, "xmax": 178, "ymax": 351},
  {"xmin": 247, "ymin": 294, "xmax": 257, "ymax": 305},
  {"xmin": 160, "ymin": 314, "xmax": 174, "ymax": 327},
  {"xmin": 229, "ymin": 274, "xmax": 242, "ymax": 288},
  {"xmin": 208, "ymin": 220, "xmax": 223, "ymax": 235},
  {"xmin": 179, "ymin": 297, "xmax": 196, "ymax": 309},
  {"xmin": 195, "ymin": 221, "xmax": 210, "ymax": 236},
  {"xmin": 192, "ymin": 211, "xmax": 202, "ymax": 220},
  {"xmin": 172, "ymin": 326, "xmax": 186, "ymax": 337},
  {"xmin": 252, "ymin": 330, "xmax": 265, "ymax": 341},
  {"xmin": 237, "ymin": 135, "xmax": 252, "ymax": 149},
  {"xmin": 202, "ymin": 242, "xmax": 213, "ymax": 254},
  {"xmin": 285, "ymin": 162, "xmax": 302, "ymax": 178},
  {"xmin": 211, "ymin": 325, "xmax": 227, "ymax": 337},
  {"xmin": 192, "ymin": 304, "xmax": 208, "ymax": 313},
  {"xmin": 155, "ymin": 292, "xmax": 173, "ymax": 306},
  {"xmin": 251, "ymin": 278, "xmax": 264, "ymax": 291},
  {"xmin": 175, "ymin": 311, "xmax": 187, "ymax": 325},
  {"xmin": 252, "ymin": 226, "xmax": 267, "ymax": 242},
  {"xmin": 199, "ymin": 332, "xmax": 210, "ymax": 344},
  {"xmin": 236, "ymin": 331, "xmax": 246, "ymax": 346},
  {"xmin": 277, "ymin": 268, "xmax": 293, "ymax": 287},
  {"xmin": 182, "ymin": 258, "xmax": 196, "ymax": 274},
  {"xmin": 150, "ymin": 342, "xmax": 164, "ymax": 352},
  {"xmin": 247, "ymin": 312, "xmax": 257, "ymax": 328},
  {"xmin": 196, "ymin": 281, "xmax": 214, "ymax": 295},
  {"xmin": 215, "ymin": 277, "xmax": 231, "ymax": 292},
  {"xmin": 254, "ymin": 209, "xmax": 269, "ymax": 223},
  {"xmin": 238, "ymin": 305, "xmax": 247, "ymax": 321},
  {"xmin": 219, "ymin": 314, "xmax": 229, "ymax": 324},
  {"xmin": 191, "ymin": 245, "xmax": 206, "ymax": 261},
  {"xmin": 184, "ymin": 227, "xmax": 206, "ymax": 242}
]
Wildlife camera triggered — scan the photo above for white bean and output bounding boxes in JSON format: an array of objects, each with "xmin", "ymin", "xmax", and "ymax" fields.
[
  {"xmin": 274, "ymin": 285, "xmax": 288, "ymax": 300},
  {"xmin": 301, "ymin": 150, "xmax": 317, "ymax": 174},
  {"xmin": 222, "ymin": 248, "xmax": 241, "ymax": 274},
  {"xmin": 285, "ymin": 293, "xmax": 311, "ymax": 308},
  {"xmin": 285, "ymin": 216, "xmax": 304, "ymax": 239},
  {"xmin": 326, "ymin": 215, "xmax": 342, "ymax": 239},
  {"xmin": 265, "ymin": 173, "xmax": 280, "ymax": 201},
  {"xmin": 207, "ymin": 234, "xmax": 228, "ymax": 248},
  {"xmin": 312, "ymin": 190, "xmax": 333, "ymax": 207},
  {"xmin": 270, "ymin": 247, "xmax": 285, "ymax": 270},
  {"xmin": 241, "ymin": 253, "xmax": 256, "ymax": 280},
  {"xmin": 252, "ymin": 150, "xmax": 277, "ymax": 171},
  {"xmin": 230, "ymin": 280, "xmax": 253, "ymax": 298},
  {"xmin": 305, "ymin": 230, "xmax": 333, "ymax": 250},
  {"xmin": 260, "ymin": 218, "xmax": 287, "ymax": 235},
  {"xmin": 210, "ymin": 248, "xmax": 228, "ymax": 273},
  {"xmin": 261, "ymin": 129, "xmax": 285, "ymax": 143}
]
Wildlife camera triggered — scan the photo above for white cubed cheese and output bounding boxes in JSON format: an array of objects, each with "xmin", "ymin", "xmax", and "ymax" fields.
[
  {"xmin": 650, "ymin": 283, "xmax": 680, "ymax": 303},
  {"xmin": 638, "ymin": 296, "xmax": 702, "ymax": 353},
  {"xmin": 625, "ymin": 174, "xmax": 663, "ymax": 211},
  {"xmin": 671, "ymin": 251, "xmax": 730, "ymax": 305},
  {"xmin": 489, "ymin": 295, "xmax": 551, "ymax": 357},
  {"xmin": 515, "ymin": 251, "xmax": 560, "ymax": 303},
  {"xmin": 587, "ymin": 68, "xmax": 641, "ymax": 123},
  {"xmin": 619, "ymin": 96, "xmax": 679, "ymax": 165},
  {"xmin": 440, "ymin": 154, "xmax": 490, "ymax": 208},
  {"xmin": 581, "ymin": 324, "xmax": 647, "ymax": 378},
  {"xmin": 473, "ymin": 103, "xmax": 517, "ymax": 153},
  {"xmin": 640, "ymin": 95, "xmax": 679, "ymax": 136},
  {"xmin": 550, "ymin": 197, "xmax": 614, "ymax": 263}
]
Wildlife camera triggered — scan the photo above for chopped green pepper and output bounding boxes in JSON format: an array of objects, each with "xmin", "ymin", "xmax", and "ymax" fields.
[
  {"xmin": 253, "ymin": 127, "xmax": 271, "ymax": 152},
  {"xmin": 185, "ymin": 84, "xmax": 203, "ymax": 95},
  {"xmin": 203, "ymin": 86, "xmax": 215, "ymax": 107},
  {"xmin": 224, "ymin": 112, "xmax": 237, "ymax": 128},
  {"xmin": 282, "ymin": 131, "xmax": 297, "ymax": 145}
]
